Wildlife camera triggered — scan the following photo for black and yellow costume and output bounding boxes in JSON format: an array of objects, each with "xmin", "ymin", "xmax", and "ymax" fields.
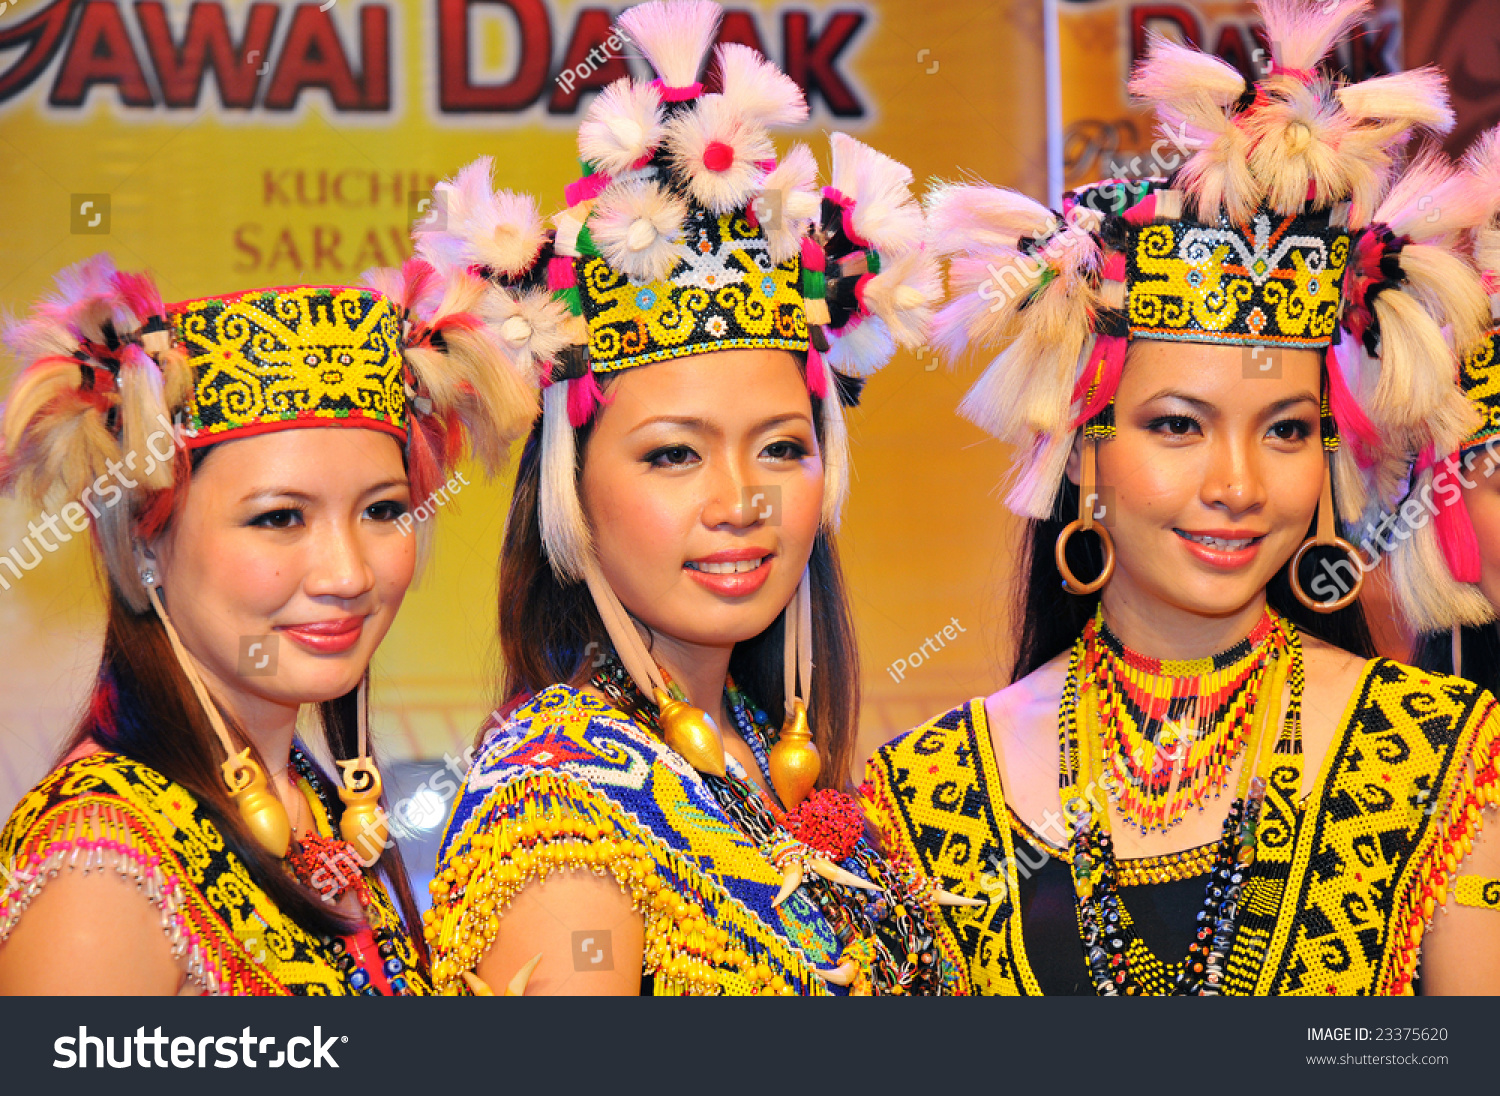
[
  {"xmin": 865, "ymin": 660, "xmax": 1500, "ymax": 995},
  {"xmin": 0, "ymin": 751, "xmax": 428, "ymax": 995}
]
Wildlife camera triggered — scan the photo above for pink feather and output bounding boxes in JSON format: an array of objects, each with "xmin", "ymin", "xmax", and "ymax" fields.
[
  {"xmin": 1327, "ymin": 333, "xmax": 1381, "ymax": 467},
  {"xmin": 1432, "ymin": 454, "xmax": 1483, "ymax": 582},
  {"xmin": 566, "ymin": 371, "xmax": 609, "ymax": 428},
  {"xmin": 1070, "ymin": 334, "xmax": 1127, "ymax": 428}
]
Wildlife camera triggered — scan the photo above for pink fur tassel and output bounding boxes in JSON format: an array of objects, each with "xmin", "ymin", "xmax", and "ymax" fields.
[
  {"xmin": 805, "ymin": 344, "xmax": 829, "ymax": 400},
  {"xmin": 566, "ymin": 371, "xmax": 608, "ymax": 428},
  {"xmin": 1326, "ymin": 333, "xmax": 1381, "ymax": 467},
  {"xmin": 1431, "ymin": 453, "xmax": 1483, "ymax": 582},
  {"xmin": 1070, "ymin": 334, "xmax": 1127, "ymax": 428}
]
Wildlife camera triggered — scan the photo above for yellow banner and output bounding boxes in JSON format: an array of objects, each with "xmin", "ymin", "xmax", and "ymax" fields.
[{"xmin": 0, "ymin": 0, "xmax": 1046, "ymax": 812}]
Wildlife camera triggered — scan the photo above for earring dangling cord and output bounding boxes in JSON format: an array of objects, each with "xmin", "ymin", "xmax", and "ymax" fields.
[
  {"xmin": 783, "ymin": 567, "xmax": 814, "ymax": 714},
  {"xmin": 339, "ymin": 674, "xmax": 389, "ymax": 865},
  {"xmin": 144, "ymin": 581, "xmax": 292, "ymax": 857},
  {"xmin": 1452, "ymin": 625, "xmax": 1463, "ymax": 679},
  {"xmin": 771, "ymin": 568, "xmax": 820, "ymax": 810},
  {"xmin": 583, "ymin": 558, "xmax": 727, "ymax": 776}
]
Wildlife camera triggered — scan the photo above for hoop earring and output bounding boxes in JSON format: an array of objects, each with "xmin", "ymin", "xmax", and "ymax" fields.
[
  {"xmin": 1290, "ymin": 462, "xmax": 1365, "ymax": 613},
  {"xmin": 1056, "ymin": 435, "xmax": 1115, "ymax": 595}
]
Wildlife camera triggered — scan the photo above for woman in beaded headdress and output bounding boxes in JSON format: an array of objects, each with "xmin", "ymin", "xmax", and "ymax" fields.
[
  {"xmin": 0, "ymin": 257, "xmax": 528, "ymax": 994},
  {"xmin": 864, "ymin": 0, "xmax": 1500, "ymax": 995},
  {"xmin": 420, "ymin": 0, "xmax": 963, "ymax": 996}
]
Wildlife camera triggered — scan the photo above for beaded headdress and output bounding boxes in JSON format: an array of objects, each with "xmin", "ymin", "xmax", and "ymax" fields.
[
  {"xmin": 927, "ymin": 0, "xmax": 1488, "ymax": 527},
  {"xmin": 414, "ymin": 0, "xmax": 935, "ymax": 581},
  {"xmin": 0, "ymin": 254, "xmax": 530, "ymax": 612},
  {"xmin": 410, "ymin": 0, "xmax": 936, "ymax": 793},
  {"xmin": 1385, "ymin": 126, "xmax": 1500, "ymax": 631}
]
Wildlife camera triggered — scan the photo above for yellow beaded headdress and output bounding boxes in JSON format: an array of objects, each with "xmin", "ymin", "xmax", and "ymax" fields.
[
  {"xmin": 0, "ymin": 255, "xmax": 532, "ymax": 613},
  {"xmin": 413, "ymin": 0, "xmax": 937, "ymax": 581},
  {"xmin": 174, "ymin": 286, "xmax": 408, "ymax": 446},
  {"xmin": 927, "ymin": 0, "xmax": 1488, "ymax": 527}
]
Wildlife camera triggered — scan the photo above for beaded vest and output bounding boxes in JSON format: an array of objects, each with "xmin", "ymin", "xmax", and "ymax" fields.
[
  {"xmin": 429, "ymin": 685, "xmax": 946, "ymax": 995},
  {"xmin": 0, "ymin": 751, "xmax": 428, "ymax": 995},
  {"xmin": 864, "ymin": 660, "xmax": 1500, "ymax": 995}
]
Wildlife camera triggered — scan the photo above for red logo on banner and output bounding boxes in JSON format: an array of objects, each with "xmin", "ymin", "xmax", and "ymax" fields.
[{"xmin": 0, "ymin": 0, "xmax": 869, "ymax": 117}]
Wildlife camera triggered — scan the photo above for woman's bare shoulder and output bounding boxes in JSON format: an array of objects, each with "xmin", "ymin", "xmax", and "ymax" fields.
[{"xmin": 984, "ymin": 650, "xmax": 1071, "ymax": 742}]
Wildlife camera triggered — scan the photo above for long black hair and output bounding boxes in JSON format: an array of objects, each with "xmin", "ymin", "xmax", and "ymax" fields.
[
  {"xmin": 1010, "ymin": 474, "xmax": 1377, "ymax": 681},
  {"xmin": 495, "ymin": 371, "xmax": 862, "ymax": 792},
  {"xmin": 1412, "ymin": 624, "xmax": 1500, "ymax": 697}
]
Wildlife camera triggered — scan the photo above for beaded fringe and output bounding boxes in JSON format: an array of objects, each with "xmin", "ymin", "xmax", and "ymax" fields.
[
  {"xmin": 426, "ymin": 768, "xmax": 830, "ymax": 995},
  {"xmin": 0, "ymin": 799, "xmax": 263, "ymax": 995},
  {"xmin": 1381, "ymin": 705, "xmax": 1500, "ymax": 994}
]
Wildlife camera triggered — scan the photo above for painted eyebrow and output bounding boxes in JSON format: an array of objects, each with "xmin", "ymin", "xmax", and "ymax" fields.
[
  {"xmin": 628, "ymin": 413, "xmax": 814, "ymax": 437},
  {"xmin": 238, "ymin": 479, "xmax": 409, "ymax": 505},
  {"xmin": 1140, "ymin": 391, "xmax": 1320, "ymax": 416}
]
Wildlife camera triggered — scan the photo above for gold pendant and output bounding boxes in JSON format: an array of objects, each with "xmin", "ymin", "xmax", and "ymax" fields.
[
  {"xmin": 221, "ymin": 748, "xmax": 291, "ymax": 858},
  {"xmin": 768, "ymin": 697, "xmax": 820, "ymax": 810},
  {"xmin": 337, "ymin": 757, "xmax": 389, "ymax": 864},
  {"xmin": 653, "ymin": 688, "xmax": 726, "ymax": 777}
]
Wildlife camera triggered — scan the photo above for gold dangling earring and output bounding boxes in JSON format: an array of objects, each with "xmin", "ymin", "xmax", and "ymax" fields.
[
  {"xmin": 583, "ymin": 559, "xmax": 727, "ymax": 776},
  {"xmin": 1289, "ymin": 461, "xmax": 1365, "ymax": 613},
  {"xmin": 652, "ymin": 689, "xmax": 729, "ymax": 778},
  {"xmin": 338, "ymin": 676, "xmax": 389, "ymax": 864},
  {"xmin": 769, "ymin": 567, "xmax": 820, "ymax": 809},
  {"xmin": 223, "ymin": 747, "xmax": 294, "ymax": 858},
  {"xmin": 139, "ymin": 557, "xmax": 291, "ymax": 857},
  {"xmin": 1055, "ymin": 435, "xmax": 1115, "ymax": 595}
]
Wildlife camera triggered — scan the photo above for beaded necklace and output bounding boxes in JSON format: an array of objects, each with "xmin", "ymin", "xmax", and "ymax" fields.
[
  {"xmin": 1059, "ymin": 611, "xmax": 1300, "ymax": 995},
  {"xmin": 1087, "ymin": 607, "xmax": 1281, "ymax": 832},
  {"xmin": 288, "ymin": 748, "xmax": 415, "ymax": 995},
  {"xmin": 590, "ymin": 657, "xmax": 948, "ymax": 995}
]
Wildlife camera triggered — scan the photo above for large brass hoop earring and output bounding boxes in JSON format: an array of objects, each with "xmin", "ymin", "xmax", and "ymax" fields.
[
  {"xmin": 1056, "ymin": 436, "xmax": 1116, "ymax": 596},
  {"xmin": 1290, "ymin": 462, "xmax": 1365, "ymax": 613}
]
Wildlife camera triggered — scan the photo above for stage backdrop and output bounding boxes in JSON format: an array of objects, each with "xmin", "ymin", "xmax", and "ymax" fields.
[{"xmin": 2, "ymin": 0, "xmax": 1491, "ymax": 823}]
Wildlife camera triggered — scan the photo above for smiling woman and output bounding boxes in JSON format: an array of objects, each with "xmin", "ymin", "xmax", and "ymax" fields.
[
  {"xmin": 416, "ymin": 0, "xmax": 960, "ymax": 997},
  {"xmin": 866, "ymin": 0, "xmax": 1500, "ymax": 996},
  {"xmin": 0, "ymin": 259, "xmax": 529, "ymax": 994}
]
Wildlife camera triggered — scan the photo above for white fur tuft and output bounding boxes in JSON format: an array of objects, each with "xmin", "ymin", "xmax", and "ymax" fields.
[
  {"xmin": 758, "ymin": 143, "xmax": 820, "ymax": 263},
  {"xmin": 417, "ymin": 158, "xmax": 546, "ymax": 278},
  {"xmin": 663, "ymin": 94, "xmax": 773, "ymax": 214},
  {"xmin": 589, "ymin": 177, "xmax": 691, "ymax": 280},
  {"xmin": 715, "ymin": 42, "xmax": 807, "ymax": 127},
  {"xmin": 829, "ymin": 133, "xmax": 923, "ymax": 254},
  {"xmin": 858, "ymin": 247, "xmax": 941, "ymax": 351},
  {"xmin": 616, "ymin": 0, "xmax": 721, "ymax": 88},
  {"xmin": 539, "ymin": 382, "xmax": 594, "ymax": 582},
  {"xmin": 578, "ymin": 78, "xmax": 665, "ymax": 176},
  {"xmin": 1258, "ymin": 0, "xmax": 1370, "ymax": 74}
]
